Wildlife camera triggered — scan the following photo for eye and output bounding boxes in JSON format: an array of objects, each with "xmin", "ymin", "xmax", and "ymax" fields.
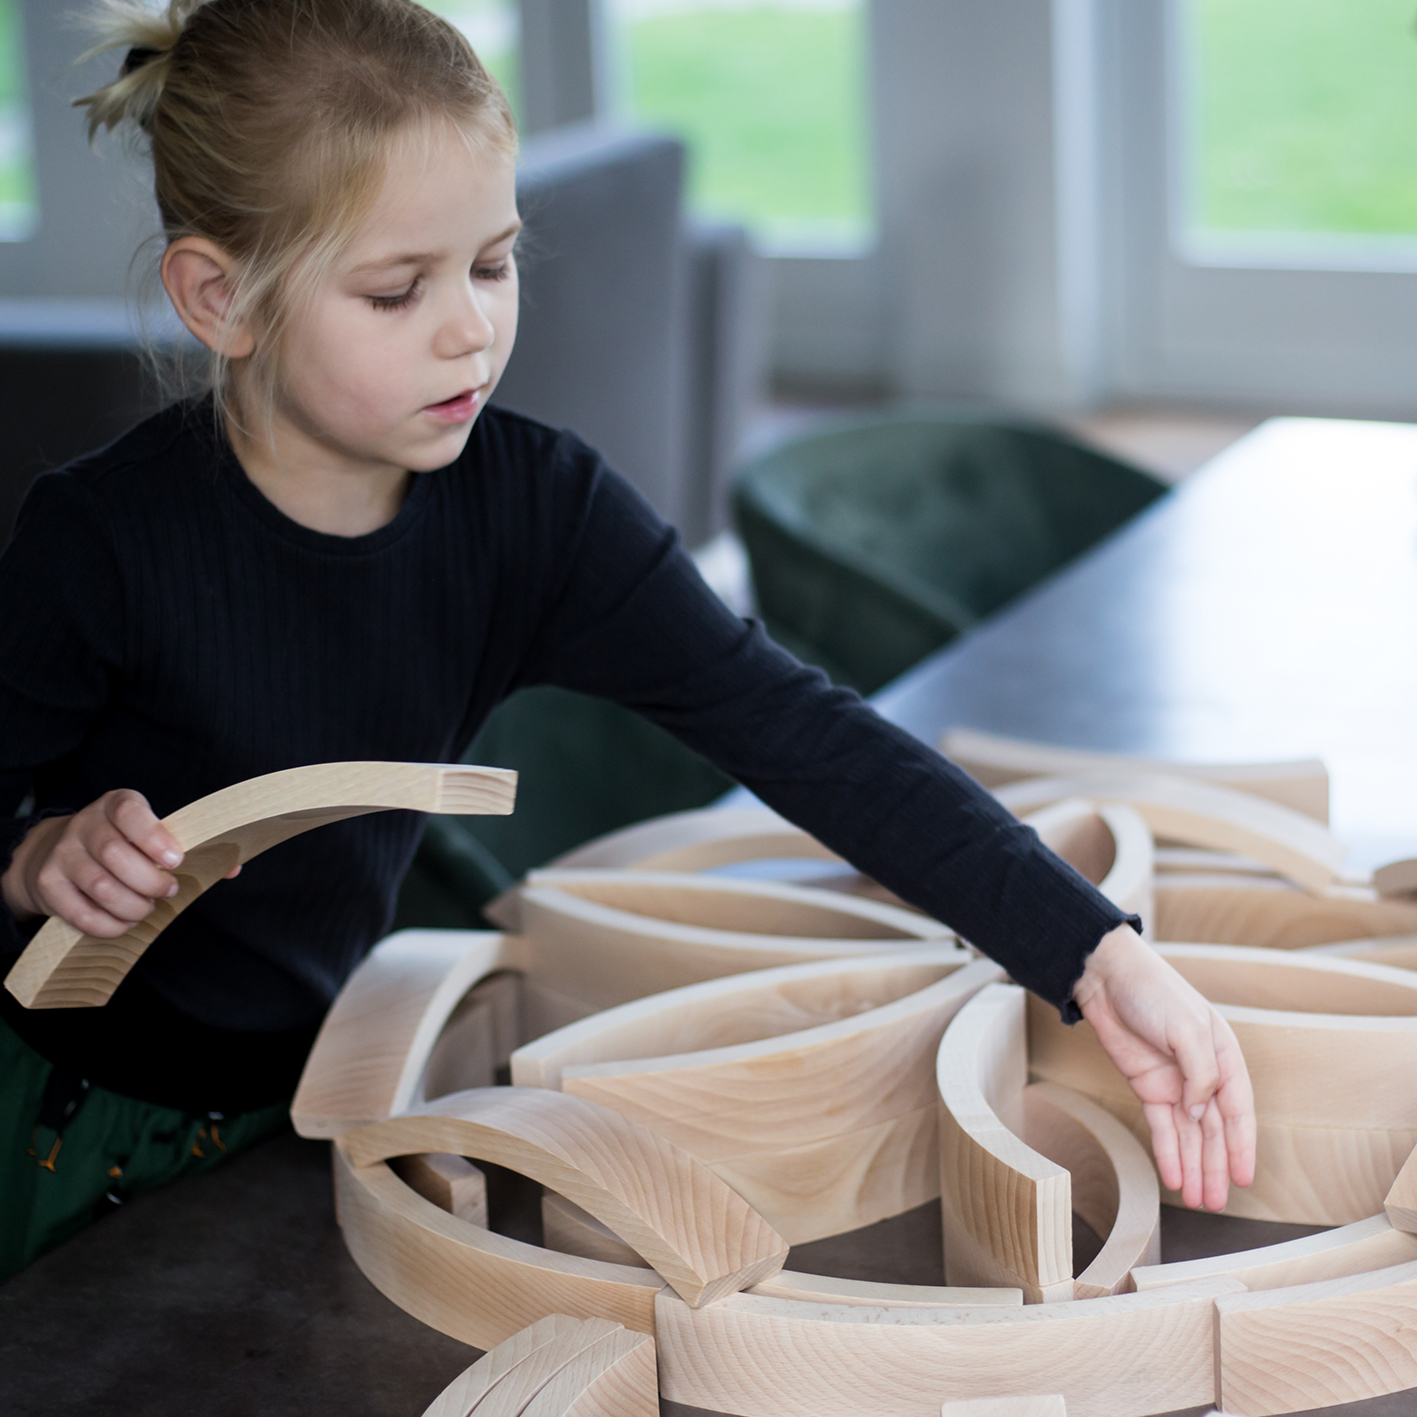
[
  {"xmin": 473, "ymin": 259, "xmax": 512, "ymax": 283},
  {"xmin": 368, "ymin": 280, "xmax": 420, "ymax": 311}
]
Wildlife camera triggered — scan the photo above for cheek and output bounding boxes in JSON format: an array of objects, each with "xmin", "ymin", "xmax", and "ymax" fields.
[{"xmin": 288, "ymin": 308, "xmax": 415, "ymax": 420}]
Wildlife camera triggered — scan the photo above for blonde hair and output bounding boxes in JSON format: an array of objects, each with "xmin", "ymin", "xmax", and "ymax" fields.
[{"xmin": 76, "ymin": 0, "xmax": 518, "ymax": 438}]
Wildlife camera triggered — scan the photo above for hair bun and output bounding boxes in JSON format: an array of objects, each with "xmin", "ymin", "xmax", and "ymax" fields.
[{"xmin": 74, "ymin": 1, "xmax": 204, "ymax": 139}]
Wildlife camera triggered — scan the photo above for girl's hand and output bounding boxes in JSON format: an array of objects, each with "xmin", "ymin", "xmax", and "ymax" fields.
[
  {"xmin": 2, "ymin": 790, "xmax": 186, "ymax": 938},
  {"xmin": 1072, "ymin": 924, "xmax": 1256, "ymax": 1212}
]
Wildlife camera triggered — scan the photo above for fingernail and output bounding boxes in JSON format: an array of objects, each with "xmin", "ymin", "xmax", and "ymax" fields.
[
  {"xmin": 1189, "ymin": 1104, "xmax": 1206, "ymax": 1121},
  {"xmin": 161, "ymin": 850, "xmax": 181, "ymax": 867},
  {"xmin": 166, "ymin": 882, "xmax": 179, "ymax": 898}
]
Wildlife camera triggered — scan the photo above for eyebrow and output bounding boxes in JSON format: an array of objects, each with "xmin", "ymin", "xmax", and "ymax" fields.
[{"xmin": 348, "ymin": 222, "xmax": 522, "ymax": 276}]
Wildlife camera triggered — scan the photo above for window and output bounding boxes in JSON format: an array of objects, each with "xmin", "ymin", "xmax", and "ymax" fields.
[
  {"xmin": 0, "ymin": 0, "xmax": 36, "ymax": 241},
  {"xmin": 426, "ymin": 0, "xmax": 522, "ymax": 123},
  {"xmin": 605, "ymin": 0, "xmax": 874, "ymax": 254},
  {"xmin": 1177, "ymin": 0, "xmax": 1417, "ymax": 269}
]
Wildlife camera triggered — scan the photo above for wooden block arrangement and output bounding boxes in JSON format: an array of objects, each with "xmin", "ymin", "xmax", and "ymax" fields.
[
  {"xmin": 939, "ymin": 726, "xmax": 1330, "ymax": 822},
  {"xmin": 420, "ymin": 1313, "xmax": 656, "ymax": 1417},
  {"xmin": 934, "ymin": 984, "xmax": 1159, "ymax": 1302},
  {"xmin": 515, "ymin": 949, "xmax": 1000, "ymax": 1242},
  {"xmin": 5, "ymin": 761, "xmax": 517, "ymax": 1010},
  {"xmin": 1028, "ymin": 944, "xmax": 1417, "ymax": 1224},
  {"xmin": 993, "ymin": 772, "xmax": 1346, "ymax": 893},
  {"xmin": 342, "ymin": 1086, "xmax": 788, "ymax": 1307}
]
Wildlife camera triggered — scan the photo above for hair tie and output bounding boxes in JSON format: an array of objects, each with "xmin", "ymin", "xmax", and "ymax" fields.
[{"xmin": 122, "ymin": 46, "xmax": 161, "ymax": 76}]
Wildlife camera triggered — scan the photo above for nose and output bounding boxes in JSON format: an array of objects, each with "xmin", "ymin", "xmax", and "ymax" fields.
[{"xmin": 434, "ymin": 280, "xmax": 496, "ymax": 361}]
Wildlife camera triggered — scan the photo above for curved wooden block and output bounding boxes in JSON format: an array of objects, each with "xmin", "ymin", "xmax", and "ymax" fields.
[
  {"xmin": 1028, "ymin": 945, "xmax": 1417, "ymax": 1224},
  {"xmin": 515, "ymin": 950, "xmax": 998, "ymax": 1243},
  {"xmin": 420, "ymin": 1313, "xmax": 622, "ymax": 1417},
  {"xmin": 517, "ymin": 872, "xmax": 950, "ymax": 1022},
  {"xmin": 940, "ymin": 727, "xmax": 1330, "ymax": 822},
  {"xmin": 1023, "ymin": 800, "xmax": 1154, "ymax": 930},
  {"xmin": 343, "ymin": 1086, "xmax": 788, "ymax": 1307},
  {"xmin": 1155, "ymin": 876, "xmax": 1417, "ymax": 949},
  {"xmin": 5, "ymin": 762, "xmax": 517, "ymax": 1010},
  {"xmin": 1132, "ymin": 1213, "xmax": 1417, "ymax": 1293},
  {"xmin": 538, "ymin": 1192, "xmax": 1025, "ymax": 1309},
  {"xmin": 333, "ymin": 1140, "xmax": 663, "ymax": 1349},
  {"xmin": 1216, "ymin": 1260, "xmax": 1417, "ymax": 1416},
  {"xmin": 941, "ymin": 1400, "xmax": 1066, "ymax": 1417},
  {"xmin": 1374, "ymin": 855, "xmax": 1417, "ymax": 899},
  {"xmin": 516, "ymin": 1325, "xmax": 658, "ymax": 1417},
  {"xmin": 1306, "ymin": 935, "xmax": 1417, "ymax": 972},
  {"xmin": 1386, "ymin": 1143, "xmax": 1417, "ymax": 1234},
  {"xmin": 994, "ymin": 773, "xmax": 1344, "ymax": 893},
  {"xmin": 654, "ymin": 1279, "xmax": 1243, "ymax": 1417},
  {"xmin": 466, "ymin": 1319, "xmax": 645, "ymax": 1417},
  {"xmin": 291, "ymin": 928, "xmax": 524, "ymax": 1138},
  {"xmin": 936, "ymin": 983, "xmax": 1073, "ymax": 1302}
]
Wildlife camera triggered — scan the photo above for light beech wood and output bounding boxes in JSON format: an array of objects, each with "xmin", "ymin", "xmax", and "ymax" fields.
[
  {"xmin": 5, "ymin": 761, "xmax": 517, "ymax": 1010},
  {"xmin": 993, "ymin": 773, "xmax": 1344, "ymax": 893},
  {"xmin": 939, "ymin": 727, "xmax": 1330, "ymax": 822},
  {"xmin": 420, "ymin": 1313, "xmax": 597, "ymax": 1417},
  {"xmin": 1131, "ymin": 1213, "xmax": 1417, "ymax": 1292},
  {"xmin": 1021, "ymin": 1082, "xmax": 1159, "ymax": 1299},
  {"xmin": 653, "ymin": 1279, "xmax": 1242, "ymax": 1417},
  {"xmin": 1306, "ymin": 936, "xmax": 1417, "ymax": 972},
  {"xmin": 1154, "ymin": 876, "xmax": 1417, "ymax": 949},
  {"xmin": 516, "ymin": 951, "xmax": 997, "ymax": 1242},
  {"xmin": 518, "ymin": 873, "xmax": 949, "ymax": 1017},
  {"xmin": 332, "ymin": 1141, "xmax": 663, "ymax": 1349},
  {"xmin": 516, "ymin": 1326, "xmax": 658, "ymax": 1417},
  {"xmin": 342, "ymin": 1086, "xmax": 787, "ymax": 1307},
  {"xmin": 1216, "ymin": 1260, "xmax": 1417, "ymax": 1415},
  {"xmin": 539, "ymin": 1193, "xmax": 1024, "ymax": 1308},
  {"xmin": 466, "ymin": 1317, "xmax": 629, "ymax": 1416},
  {"xmin": 1028, "ymin": 946, "xmax": 1417, "ymax": 1224},
  {"xmin": 1373, "ymin": 855, "xmax": 1417, "ymax": 899},
  {"xmin": 936, "ymin": 984, "xmax": 1072, "ymax": 1302},
  {"xmin": 392, "ymin": 1152, "xmax": 488, "ymax": 1227},
  {"xmin": 1385, "ymin": 1143, "xmax": 1417, "ymax": 1234},
  {"xmin": 292, "ymin": 929, "xmax": 526, "ymax": 1139},
  {"xmin": 940, "ymin": 1399, "xmax": 1066, "ymax": 1417}
]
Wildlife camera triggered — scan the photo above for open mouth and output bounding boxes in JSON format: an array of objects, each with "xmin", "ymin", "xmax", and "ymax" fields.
[{"xmin": 425, "ymin": 387, "xmax": 481, "ymax": 421}]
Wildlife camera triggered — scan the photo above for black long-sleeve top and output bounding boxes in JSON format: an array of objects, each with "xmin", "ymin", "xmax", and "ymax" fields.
[{"xmin": 0, "ymin": 400, "xmax": 1132, "ymax": 1113}]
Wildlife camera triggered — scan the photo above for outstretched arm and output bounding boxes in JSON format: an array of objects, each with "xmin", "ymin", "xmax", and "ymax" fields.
[{"xmin": 1073, "ymin": 925, "xmax": 1256, "ymax": 1211}]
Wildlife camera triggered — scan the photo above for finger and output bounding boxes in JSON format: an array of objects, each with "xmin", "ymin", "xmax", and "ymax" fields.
[
  {"xmin": 225, "ymin": 864, "xmax": 242, "ymax": 880},
  {"xmin": 1211, "ymin": 1017, "xmax": 1257, "ymax": 1189},
  {"xmin": 1174, "ymin": 1102, "xmax": 1205, "ymax": 1209},
  {"xmin": 66, "ymin": 856, "xmax": 162, "ymax": 926},
  {"xmin": 87, "ymin": 828, "xmax": 178, "ymax": 902},
  {"xmin": 1199, "ymin": 1096, "xmax": 1230, "ymax": 1212},
  {"xmin": 1142, "ymin": 1101, "xmax": 1183, "ymax": 1194},
  {"xmin": 1170, "ymin": 1010, "xmax": 1223, "ymax": 1120},
  {"xmin": 36, "ymin": 874, "xmax": 142, "ymax": 940},
  {"xmin": 105, "ymin": 790, "xmax": 182, "ymax": 869}
]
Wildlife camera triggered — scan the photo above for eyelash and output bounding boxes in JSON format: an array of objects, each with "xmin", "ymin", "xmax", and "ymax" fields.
[{"xmin": 367, "ymin": 260, "xmax": 513, "ymax": 312}]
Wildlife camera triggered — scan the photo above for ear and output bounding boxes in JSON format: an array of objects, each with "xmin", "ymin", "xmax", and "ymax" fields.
[{"xmin": 160, "ymin": 237, "xmax": 256, "ymax": 358}]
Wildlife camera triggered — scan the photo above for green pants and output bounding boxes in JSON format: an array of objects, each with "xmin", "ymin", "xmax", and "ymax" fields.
[{"xmin": 0, "ymin": 1016, "xmax": 289, "ymax": 1282}]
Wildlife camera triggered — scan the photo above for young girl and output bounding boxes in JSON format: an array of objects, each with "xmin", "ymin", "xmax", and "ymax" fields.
[{"xmin": 0, "ymin": 0, "xmax": 1252, "ymax": 1281}]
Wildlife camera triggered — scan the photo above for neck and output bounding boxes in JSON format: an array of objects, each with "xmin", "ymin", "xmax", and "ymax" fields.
[{"xmin": 223, "ymin": 401, "xmax": 412, "ymax": 539}]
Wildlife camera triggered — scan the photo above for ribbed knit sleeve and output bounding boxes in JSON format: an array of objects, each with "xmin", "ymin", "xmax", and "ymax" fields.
[
  {"xmin": 0, "ymin": 474, "xmax": 126, "ymax": 950},
  {"xmin": 516, "ymin": 440, "xmax": 1137, "ymax": 1018}
]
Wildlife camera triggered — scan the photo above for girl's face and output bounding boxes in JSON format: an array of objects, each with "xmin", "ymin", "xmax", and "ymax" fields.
[{"xmin": 272, "ymin": 119, "xmax": 522, "ymax": 477}]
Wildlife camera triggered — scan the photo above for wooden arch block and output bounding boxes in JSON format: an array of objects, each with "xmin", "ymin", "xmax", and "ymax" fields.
[
  {"xmin": 515, "ymin": 1325, "xmax": 657, "ymax": 1417},
  {"xmin": 291, "ymin": 928, "xmax": 524, "ymax": 1138},
  {"xmin": 1030, "ymin": 944, "xmax": 1417, "ymax": 1224},
  {"xmin": 5, "ymin": 761, "xmax": 517, "ymax": 1010},
  {"xmin": 935, "ymin": 985, "xmax": 1160, "ymax": 1302},
  {"xmin": 939, "ymin": 726, "xmax": 1330, "ymax": 822},
  {"xmin": 1385, "ymin": 1142, "xmax": 1417, "ymax": 1234},
  {"xmin": 343, "ymin": 1085, "xmax": 788, "ymax": 1307},
  {"xmin": 1023, "ymin": 799, "xmax": 1154, "ymax": 930},
  {"xmin": 654, "ymin": 1279, "xmax": 1241, "ymax": 1417},
  {"xmin": 516, "ymin": 871, "xmax": 951, "ymax": 1032},
  {"xmin": 1216, "ymin": 1260, "xmax": 1417, "ymax": 1416},
  {"xmin": 1308, "ymin": 935, "xmax": 1417, "ymax": 972},
  {"xmin": 993, "ymin": 772, "xmax": 1345, "ymax": 893},
  {"xmin": 514, "ymin": 949, "xmax": 999, "ymax": 1243}
]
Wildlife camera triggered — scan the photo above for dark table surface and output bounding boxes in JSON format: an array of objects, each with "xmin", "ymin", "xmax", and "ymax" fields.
[{"xmin": 7, "ymin": 416, "xmax": 1417, "ymax": 1417}]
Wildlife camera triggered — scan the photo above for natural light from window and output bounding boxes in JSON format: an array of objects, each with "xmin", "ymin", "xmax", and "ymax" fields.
[
  {"xmin": 0, "ymin": 0, "xmax": 37, "ymax": 241},
  {"xmin": 425, "ymin": 0, "xmax": 522, "ymax": 123},
  {"xmin": 606, "ymin": 0, "xmax": 874, "ymax": 255},
  {"xmin": 1178, "ymin": 0, "xmax": 1417, "ymax": 269}
]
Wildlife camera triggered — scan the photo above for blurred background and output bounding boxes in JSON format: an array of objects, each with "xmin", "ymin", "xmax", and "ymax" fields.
[{"xmin": 4, "ymin": 0, "xmax": 1417, "ymax": 913}]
